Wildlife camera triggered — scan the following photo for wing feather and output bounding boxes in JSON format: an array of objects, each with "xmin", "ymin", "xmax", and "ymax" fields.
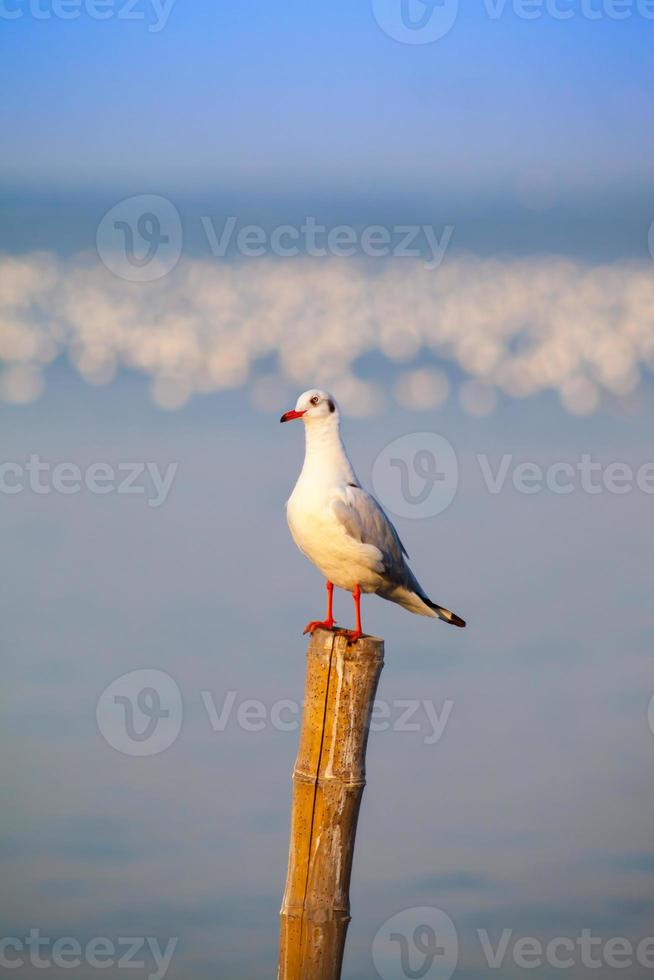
[{"xmin": 330, "ymin": 485, "xmax": 409, "ymax": 581}]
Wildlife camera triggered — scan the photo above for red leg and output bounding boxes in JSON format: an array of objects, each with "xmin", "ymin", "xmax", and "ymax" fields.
[
  {"xmin": 342, "ymin": 584, "xmax": 363, "ymax": 642},
  {"xmin": 303, "ymin": 581, "xmax": 337, "ymax": 635}
]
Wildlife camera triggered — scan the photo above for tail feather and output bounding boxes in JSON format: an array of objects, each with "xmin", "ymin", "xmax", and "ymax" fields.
[
  {"xmin": 389, "ymin": 584, "xmax": 467, "ymax": 627},
  {"xmin": 424, "ymin": 598, "xmax": 466, "ymax": 628}
]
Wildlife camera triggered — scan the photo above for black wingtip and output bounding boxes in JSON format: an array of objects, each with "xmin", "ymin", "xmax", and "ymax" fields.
[{"xmin": 425, "ymin": 598, "xmax": 466, "ymax": 628}]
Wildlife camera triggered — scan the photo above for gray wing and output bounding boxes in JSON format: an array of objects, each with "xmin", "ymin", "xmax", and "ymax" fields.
[{"xmin": 331, "ymin": 484, "xmax": 411, "ymax": 584}]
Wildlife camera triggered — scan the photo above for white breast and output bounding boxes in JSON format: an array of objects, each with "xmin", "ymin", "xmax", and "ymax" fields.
[
  {"xmin": 286, "ymin": 480, "xmax": 384, "ymax": 593},
  {"xmin": 285, "ymin": 413, "xmax": 386, "ymax": 592}
]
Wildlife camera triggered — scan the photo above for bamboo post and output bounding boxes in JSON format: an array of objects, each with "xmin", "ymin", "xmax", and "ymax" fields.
[{"xmin": 278, "ymin": 628, "xmax": 385, "ymax": 980}]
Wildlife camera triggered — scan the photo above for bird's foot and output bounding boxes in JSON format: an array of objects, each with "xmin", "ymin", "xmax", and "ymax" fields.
[
  {"xmin": 339, "ymin": 628, "xmax": 364, "ymax": 643},
  {"xmin": 303, "ymin": 618, "xmax": 336, "ymax": 635}
]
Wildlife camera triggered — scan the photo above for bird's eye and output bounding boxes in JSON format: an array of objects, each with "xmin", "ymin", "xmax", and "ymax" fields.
[{"xmin": 310, "ymin": 395, "xmax": 320, "ymax": 405}]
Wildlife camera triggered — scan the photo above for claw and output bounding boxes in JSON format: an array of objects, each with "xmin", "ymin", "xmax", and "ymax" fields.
[{"xmin": 303, "ymin": 618, "xmax": 336, "ymax": 635}]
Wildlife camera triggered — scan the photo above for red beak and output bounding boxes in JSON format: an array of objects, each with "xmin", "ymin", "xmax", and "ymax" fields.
[{"xmin": 280, "ymin": 409, "xmax": 306, "ymax": 423}]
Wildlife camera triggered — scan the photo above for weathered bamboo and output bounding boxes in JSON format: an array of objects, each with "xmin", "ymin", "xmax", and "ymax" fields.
[{"xmin": 278, "ymin": 628, "xmax": 385, "ymax": 980}]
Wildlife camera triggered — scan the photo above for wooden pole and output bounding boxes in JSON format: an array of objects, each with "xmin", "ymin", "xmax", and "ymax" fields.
[{"xmin": 278, "ymin": 628, "xmax": 385, "ymax": 980}]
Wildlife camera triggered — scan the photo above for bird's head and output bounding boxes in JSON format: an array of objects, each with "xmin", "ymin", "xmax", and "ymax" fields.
[{"xmin": 280, "ymin": 389, "xmax": 339, "ymax": 425}]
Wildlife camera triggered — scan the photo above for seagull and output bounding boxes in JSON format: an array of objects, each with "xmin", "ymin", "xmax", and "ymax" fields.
[{"xmin": 281, "ymin": 388, "xmax": 466, "ymax": 641}]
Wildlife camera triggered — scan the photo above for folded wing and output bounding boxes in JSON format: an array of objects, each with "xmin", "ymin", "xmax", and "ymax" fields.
[{"xmin": 330, "ymin": 484, "xmax": 412, "ymax": 586}]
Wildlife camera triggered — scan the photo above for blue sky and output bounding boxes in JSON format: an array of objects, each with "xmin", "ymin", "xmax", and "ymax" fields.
[
  {"xmin": 2, "ymin": 0, "xmax": 653, "ymax": 266},
  {"xmin": 2, "ymin": 3, "xmax": 654, "ymax": 978},
  {"xmin": 2, "ymin": 0, "xmax": 653, "ymax": 195}
]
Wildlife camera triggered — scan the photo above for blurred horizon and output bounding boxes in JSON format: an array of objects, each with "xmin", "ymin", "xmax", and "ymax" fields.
[{"xmin": 2, "ymin": 181, "xmax": 654, "ymax": 258}]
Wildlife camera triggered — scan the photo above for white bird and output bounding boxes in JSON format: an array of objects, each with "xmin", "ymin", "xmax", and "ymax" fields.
[{"xmin": 281, "ymin": 388, "xmax": 466, "ymax": 640}]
